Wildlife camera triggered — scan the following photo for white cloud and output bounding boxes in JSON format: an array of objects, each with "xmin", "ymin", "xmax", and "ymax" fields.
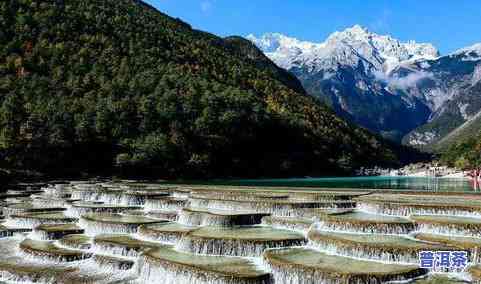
[
  {"xmin": 322, "ymin": 72, "xmax": 336, "ymax": 80},
  {"xmin": 374, "ymin": 70, "xmax": 433, "ymax": 90}
]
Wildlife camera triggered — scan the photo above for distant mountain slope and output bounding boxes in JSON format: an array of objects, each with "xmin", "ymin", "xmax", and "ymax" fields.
[
  {"xmin": 439, "ymin": 127, "xmax": 481, "ymax": 170},
  {"xmin": 248, "ymin": 26, "xmax": 439, "ymax": 141},
  {"xmin": 435, "ymin": 108, "xmax": 481, "ymax": 151},
  {"xmin": 0, "ymin": 0, "xmax": 400, "ymax": 178},
  {"xmin": 400, "ymin": 47, "xmax": 481, "ymax": 147},
  {"xmin": 222, "ymin": 36, "xmax": 306, "ymax": 95},
  {"xmin": 249, "ymin": 28, "xmax": 481, "ymax": 147}
]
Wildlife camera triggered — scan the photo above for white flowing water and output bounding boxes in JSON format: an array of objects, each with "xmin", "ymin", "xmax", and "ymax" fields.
[
  {"xmin": 144, "ymin": 198, "xmax": 187, "ymax": 211},
  {"xmin": 308, "ymin": 239, "xmax": 422, "ymax": 264},
  {"xmin": 357, "ymin": 202, "xmax": 481, "ymax": 218},
  {"xmin": 175, "ymin": 237, "xmax": 306, "ymax": 257},
  {"xmin": 138, "ymin": 255, "xmax": 271, "ymax": 284},
  {"xmin": 91, "ymin": 242, "xmax": 143, "ymax": 258},
  {"xmin": 314, "ymin": 220, "xmax": 414, "ymax": 235},
  {"xmin": 4, "ymin": 181, "xmax": 481, "ymax": 283},
  {"xmin": 78, "ymin": 218, "xmax": 141, "ymax": 236},
  {"xmin": 415, "ymin": 223, "xmax": 481, "ymax": 238}
]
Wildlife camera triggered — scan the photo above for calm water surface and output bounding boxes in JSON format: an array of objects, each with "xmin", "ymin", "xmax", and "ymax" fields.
[{"xmin": 191, "ymin": 176, "xmax": 474, "ymax": 192}]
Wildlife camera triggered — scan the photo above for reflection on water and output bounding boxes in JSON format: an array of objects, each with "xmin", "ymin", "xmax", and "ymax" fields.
[{"xmin": 212, "ymin": 176, "xmax": 473, "ymax": 192}]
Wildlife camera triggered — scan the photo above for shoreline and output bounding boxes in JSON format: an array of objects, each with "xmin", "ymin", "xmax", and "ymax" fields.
[{"xmin": 400, "ymin": 172, "xmax": 469, "ymax": 179}]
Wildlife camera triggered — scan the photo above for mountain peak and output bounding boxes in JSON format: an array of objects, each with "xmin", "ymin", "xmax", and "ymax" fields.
[
  {"xmin": 455, "ymin": 43, "xmax": 481, "ymax": 53},
  {"xmin": 331, "ymin": 25, "xmax": 371, "ymax": 38},
  {"xmin": 350, "ymin": 24, "xmax": 369, "ymax": 32},
  {"xmin": 343, "ymin": 24, "xmax": 371, "ymax": 35},
  {"xmin": 453, "ymin": 43, "xmax": 481, "ymax": 60},
  {"xmin": 248, "ymin": 26, "xmax": 439, "ymax": 73},
  {"xmin": 246, "ymin": 33, "xmax": 320, "ymax": 54}
]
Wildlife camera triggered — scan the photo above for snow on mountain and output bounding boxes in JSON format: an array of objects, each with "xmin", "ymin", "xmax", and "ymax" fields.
[
  {"xmin": 472, "ymin": 64, "xmax": 481, "ymax": 85},
  {"xmin": 452, "ymin": 43, "xmax": 481, "ymax": 61},
  {"xmin": 399, "ymin": 44, "xmax": 481, "ymax": 147},
  {"xmin": 245, "ymin": 33, "xmax": 323, "ymax": 70},
  {"xmin": 247, "ymin": 25, "xmax": 439, "ymax": 74},
  {"xmin": 248, "ymin": 26, "xmax": 481, "ymax": 147},
  {"xmin": 245, "ymin": 33, "xmax": 320, "ymax": 53}
]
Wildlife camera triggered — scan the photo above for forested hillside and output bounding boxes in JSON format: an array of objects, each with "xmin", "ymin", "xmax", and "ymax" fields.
[
  {"xmin": 0, "ymin": 0, "xmax": 402, "ymax": 178},
  {"xmin": 441, "ymin": 132, "xmax": 481, "ymax": 171}
]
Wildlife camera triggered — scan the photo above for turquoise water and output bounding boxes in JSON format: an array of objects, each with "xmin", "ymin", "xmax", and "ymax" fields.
[{"xmin": 194, "ymin": 176, "xmax": 474, "ymax": 192}]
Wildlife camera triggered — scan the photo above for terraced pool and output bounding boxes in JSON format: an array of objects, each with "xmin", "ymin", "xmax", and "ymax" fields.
[{"xmin": 0, "ymin": 181, "xmax": 480, "ymax": 283}]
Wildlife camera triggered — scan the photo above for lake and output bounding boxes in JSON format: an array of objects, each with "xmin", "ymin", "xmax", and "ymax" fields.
[{"xmin": 190, "ymin": 176, "xmax": 474, "ymax": 192}]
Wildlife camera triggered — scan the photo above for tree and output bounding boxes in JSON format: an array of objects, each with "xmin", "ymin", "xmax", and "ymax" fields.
[
  {"xmin": 445, "ymin": 134, "xmax": 481, "ymax": 190},
  {"xmin": 0, "ymin": 0, "xmax": 400, "ymax": 178}
]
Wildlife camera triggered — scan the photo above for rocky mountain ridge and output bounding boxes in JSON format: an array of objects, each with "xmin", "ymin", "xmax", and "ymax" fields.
[{"xmin": 248, "ymin": 26, "xmax": 481, "ymax": 147}]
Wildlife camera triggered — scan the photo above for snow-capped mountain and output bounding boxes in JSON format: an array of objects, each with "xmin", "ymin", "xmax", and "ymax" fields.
[
  {"xmin": 398, "ymin": 44, "xmax": 481, "ymax": 147},
  {"xmin": 247, "ymin": 26, "xmax": 481, "ymax": 146},
  {"xmin": 453, "ymin": 43, "xmax": 481, "ymax": 61},
  {"xmin": 247, "ymin": 25, "xmax": 439, "ymax": 74}
]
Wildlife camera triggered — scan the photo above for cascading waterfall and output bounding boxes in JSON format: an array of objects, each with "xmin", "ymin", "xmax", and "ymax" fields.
[
  {"xmin": 0, "ymin": 238, "xmax": 90, "ymax": 284},
  {"xmin": 2, "ymin": 207, "xmax": 29, "ymax": 218},
  {"xmin": 145, "ymin": 210, "xmax": 179, "ymax": 221},
  {"xmin": 31, "ymin": 198, "xmax": 69, "ymax": 208},
  {"xmin": 262, "ymin": 216, "xmax": 313, "ymax": 233},
  {"xmin": 120, "ymin": 193, "xmax": 162, "ymax": 206},
  {"xmin": 70, "ymin": 190, "xmax": 103, "ymax": 202},
  {"xmin": 177, "ymin": 210, "xmax": 203, "ymax": 226},
  {"xmin": 138, "ymin": 254, "xmax": 271, "ymax": 284},
  {"xmin": 137, "ymin": 227, "xmax": 189, "ymax": 244},
  {"xmin": 79, "ymin": 218, "xmax": 142, "ymax": 236},
  {"xmin": 91, "ymin": 254, "xmax": 136, "ymax": 272},
  {"xmin": 0, "ymin": 269, "xmax": 60, "ymax": 284},
  {"xmin": 177, "ymin": 210, "xmax": 266, "ymax": 227},
  {"xmin": 97, "ymin": 192, "xmax": 124, "ymax": 205},
  {"xmin": 313, "ymin": 220, "xmax": 415, "ymax": 235},
  {"xmin": 65, "ymin": 206, "xmax": 92, "ymax": 218},
  {"xmin": 357, "ymin": 202, "xmax": 481, "ymax": 218},
  {"xmin": 16, "ymin": 238, "xmax": 92, "ymax": 264},
  {"xmin": 189, "ymin": 198, "xmax": 210, "ymax": 208},
  {"xmin": 308, "ymin": 239, "xmax": 427, "ymax": 264},
  {"xmin": 27, "ymin": 230, "xmax": 50, "ymax": 241},
  {"xmin": 28, "ymin": 225, "xmax": 83, "ymax": 241},
  {"xmin": 175, "ymin": 237, "xmax": 306, "ymax": 257},
  {"xmin": 4, "ymin": 181, "xmax": 481, "ymax": 284},
  {"xmin": 171, "ymin": 191, "xmax": 191, "ymax": 199},
  {"xmin": 188, "ymin": 198, "xmax": 323, "ymax": 217},
  {"xmin": 66, "ymin": 205, "xmax": 138, "ymax": 219},
  {"xmin": 17, "ymin": 248, "xmax": 91, "ymax": 264},
  {"xmin": 120, "ymin": 195, "xmax": 144, "ymax": 206},
  {"xmin": 40, "ymin": 184, "xmax": 71, "ymax": 197},
  {"xmin": 190, "ymin": 192, "xmax": 288, "ymax": 202},
  {"xmin": 61, "ymin": 258, "xmax": 140, "ymax": 283},
  {"xmin": 265, "ymin": 262, "xmax": 423, "ymax": 284},
  {"xmin": 0, "ymin": 228, "xmax": 31, "ymax": 238},
  {"xmin": 90, "ymin": 242, "xmax": 141, "ymax": 258},
  {"xmin": 266, "ymin": 264, "xmax": 344, "ymax": 284},
  {"xmin": 56, "ymin": 237, "xmax": 92, "ymax": 250},
  {"xmin": 415, "ymin": 223, "xmax": 481, "ymax": 238},
  {"xmin": 144, "ymin": 198, "xmax": 187, "ymax": 211},
  {"xmin": 263, "ymin": 246, "xmax": 430, "ymax": 284},
  {"xmin": 2, "ymin": 215, "xmax": 74, "ymax": 229}
]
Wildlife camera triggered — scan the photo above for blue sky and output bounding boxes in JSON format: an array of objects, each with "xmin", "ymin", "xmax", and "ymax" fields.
[{"xmin": 146, "ymin": 0, "xmax": 481, "ymax": 54}]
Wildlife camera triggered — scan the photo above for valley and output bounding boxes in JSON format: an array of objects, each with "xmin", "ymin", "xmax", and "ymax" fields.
[{"xmin": 1, "ymin": 1, "xmax": 481, "ymax": 283}]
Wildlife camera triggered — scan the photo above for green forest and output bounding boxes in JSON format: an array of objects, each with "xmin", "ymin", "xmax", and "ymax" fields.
[
  {"xmin": 0, "ymin": 0, "xmax": 416, "ymax": 179},
  {"xmin": 441, "ymin": 132, "xmax": 481, "ymax": 172}
]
